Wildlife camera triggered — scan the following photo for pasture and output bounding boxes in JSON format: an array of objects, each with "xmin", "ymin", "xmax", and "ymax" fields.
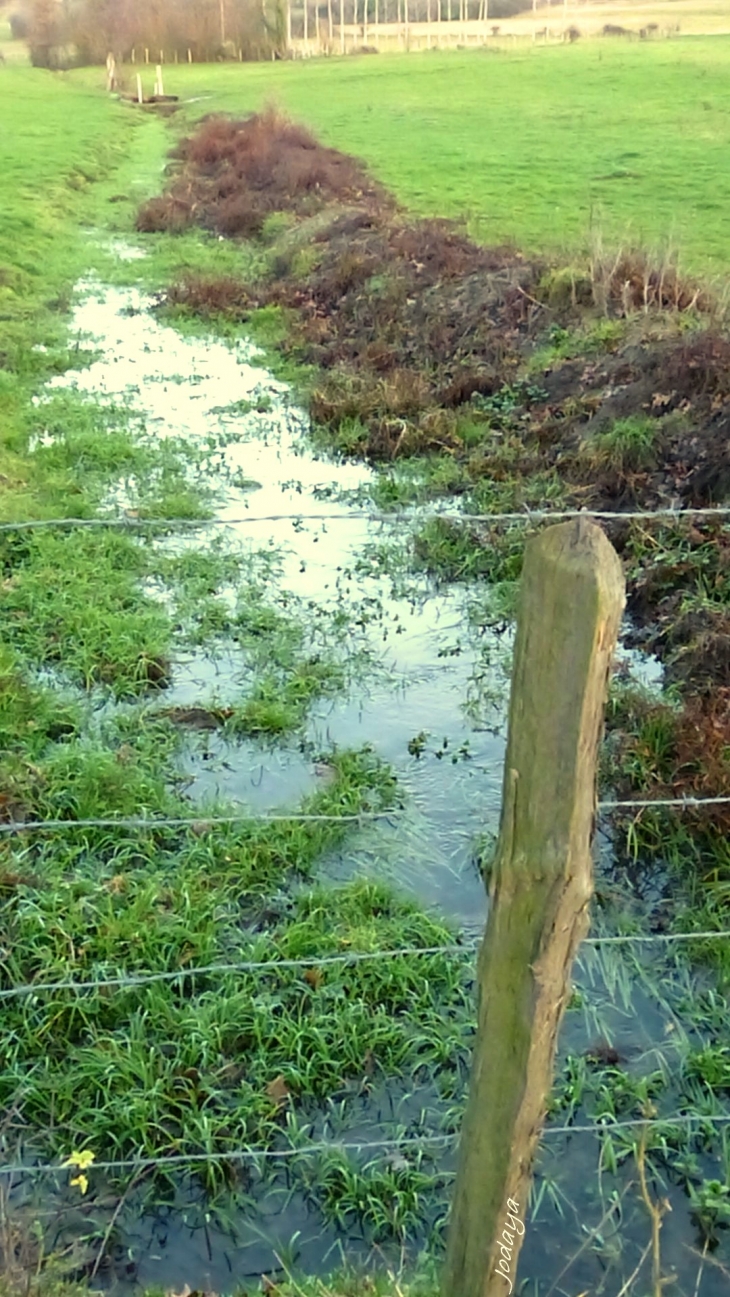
[{"xmin": 64, "ymin": 34, "xmax": 730, "ymax": 275}]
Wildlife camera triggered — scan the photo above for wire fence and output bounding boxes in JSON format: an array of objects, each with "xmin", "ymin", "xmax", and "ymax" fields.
[
  {"xmin": 3, "ymin": 493, "xmax": 730, "ymax": 1226},
  {"xmin": 1, "ymin": 929, "xmax": 729, "ymax": 1002},
  {"xmin": 2, "ymin": 504, "xmax": 730, "ymax": 533},
  {"xmin": 0, "ymin": 794, "xmax": 728, "ymax": 838},
  {"xmin": 4, "ymin": 1113, "xmax": 730, "ymax": 1181}
]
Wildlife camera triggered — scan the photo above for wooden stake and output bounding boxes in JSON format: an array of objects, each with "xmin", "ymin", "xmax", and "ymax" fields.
[
  {"xmin": 340, "ymin": 0, "xmax": 345, "ymax": 51},
  {"xmin": 187, "ymin": 47, "xmax": 192, "ymax": 62},
  {"xmin": 136, "ymin": 73, "xmax": 143, "ymax": 104},
  {"xmin": 442, "ymin": 519, "xmax": 625, "ymax": 1297},
  {"xmin": 144, "ymin": 47, "xmax": 149, "ymax": 63}
]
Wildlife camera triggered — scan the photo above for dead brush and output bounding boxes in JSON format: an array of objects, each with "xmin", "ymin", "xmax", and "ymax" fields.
[
  {"xmin": 166, "ymin": 275, "xmax": 255, "ymax": 317},
  {"xmin": 310, "ymin": 368, "xmax": 432, "ymax": 428},
  {"xmin": 150, "ymin": 106, "xmax": 390, "ymax": 243},
  {"xmin": 588, "ymin": 234, "xmax": 714, "ymax": 317},
  {"xmin": 667, "ymin": 611, "xmax": 730, "ymax": 695},
  {"xmin": 662, "ymin": 331, "xmax": 730, "ymax": 399},
  {"xmin": 135, "ymin": 194, "xmax": 192, "ymax": 234}
]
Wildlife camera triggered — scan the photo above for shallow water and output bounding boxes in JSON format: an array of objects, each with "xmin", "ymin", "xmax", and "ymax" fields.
[
  {"xmin": 48, "ymin": 274, "xmax": 662, "ymax": 933},
  {"xmin": 47, "ymin": 275, "xmax": 517, "ymax": 930},
  {"xmin": 31, "ymin": 259, "xmax": 712, "ymax": 1295}
]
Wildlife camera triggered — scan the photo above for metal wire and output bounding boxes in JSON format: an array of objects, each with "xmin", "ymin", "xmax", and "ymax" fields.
[
  {"xmin": 2, "ymin": 930, "xmax": 729, "ymax": 1002},
  {"xmin": 0, "ymin": 944, "xmax": 478, "ymax": 1000},
  {"xmin": 598, "ymin": 796, "xmax": 730, "ymax": 810},
  {"xmin": 0, "ymin": 795, "xmax": 727, "ymax": 838},
  {"xmin": 2, "ymin": 1114, "xmax": 730, "ymax": 1179},
  {"xmin": 1, "ymin": 505, "xmax": 730, "ymax": 533}
]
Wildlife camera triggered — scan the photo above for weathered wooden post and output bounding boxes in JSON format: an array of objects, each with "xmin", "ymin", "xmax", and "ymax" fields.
[
  {"xmin": 442, "ymin": 519, "xmax": 625, "ymax": 1297},
  {"xmin": 136, "ymin": 73, "xmax": 143, "ymax": 104}
]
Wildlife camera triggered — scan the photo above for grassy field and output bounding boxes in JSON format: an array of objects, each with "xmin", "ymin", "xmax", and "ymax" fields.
[
  {"xmin": 517, "ymin": 0, "xmax": 730, "ymax": 36},
  {"xmin": 57, "ymin": 35, "xmax": 730, "ymax": 277}
]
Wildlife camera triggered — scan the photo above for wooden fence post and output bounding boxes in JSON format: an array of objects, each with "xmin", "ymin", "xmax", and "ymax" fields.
[{"xmin": 442, "ymin": 518, "xmax": 625, "ymax": 1297}]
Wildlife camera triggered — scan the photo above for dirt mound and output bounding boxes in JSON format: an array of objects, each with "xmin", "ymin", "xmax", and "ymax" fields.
[{"xmin": 137, "ymin": 107, "xmax": 391, "ymax": 239}]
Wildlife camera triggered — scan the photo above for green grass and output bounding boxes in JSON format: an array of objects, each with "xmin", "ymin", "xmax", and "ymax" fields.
[{"xmin": 68, "ymin": 38, "xmax": 730, "ymax": 276}]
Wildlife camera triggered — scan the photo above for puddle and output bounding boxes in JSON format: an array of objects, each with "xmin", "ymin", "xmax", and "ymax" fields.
[
  {"xmin": 31, "ymin": 255, "xmax": 704, "ymax": 1295},
  {"xmin": 47, "ymin": 274, "xmax": 518, "ymax": 933}
]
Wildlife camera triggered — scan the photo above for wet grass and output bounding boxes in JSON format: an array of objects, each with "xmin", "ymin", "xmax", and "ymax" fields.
[{"xmin": 0, "ymin": 63, "xmax": 477, "ymax": 1294}]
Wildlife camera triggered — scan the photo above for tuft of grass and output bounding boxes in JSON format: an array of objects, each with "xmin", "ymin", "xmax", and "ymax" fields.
[{"xmin": 581, "ymin": 414, "xmax": 659, "ymax": 474}]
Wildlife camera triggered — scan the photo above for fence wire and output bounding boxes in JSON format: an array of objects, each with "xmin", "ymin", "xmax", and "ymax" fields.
[
  {"xmin": 2, "ymin": 505, "xmax": 730, "ymax": 534},
  {"xmin": 3, "ymin": 1113, "xmax": 730, "ymax": 1180},
  {"xmin": 0, "ymin": 795, "xmax": 728, "ymax": 838},
  {"xmin": 0, "ymin": 810, "xmax": 403, "ymax": 836},
  {"xmin": 2, "ymin": 930, "xmax": 729, "ymax": 1002}
]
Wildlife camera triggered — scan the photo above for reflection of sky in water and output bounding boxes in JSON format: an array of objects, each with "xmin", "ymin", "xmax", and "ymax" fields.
[{"xmin": 33, "ymin": 270, "xmax": 713, "ymax": 1297}]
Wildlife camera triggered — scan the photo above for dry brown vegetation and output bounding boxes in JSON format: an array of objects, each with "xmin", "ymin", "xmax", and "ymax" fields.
[{"xmin": 137, "ymin": 110, "xmax": 391, "ymax": 238}]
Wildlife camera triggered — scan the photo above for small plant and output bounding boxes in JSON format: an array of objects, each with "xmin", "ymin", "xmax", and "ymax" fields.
[
  {"xmin": 688, "ymin": 1178, "xmax": 730, "ymax": 1243},
  {"xmin": 583, "ymin": 415, "xmax": 658, "ymax": 474}
]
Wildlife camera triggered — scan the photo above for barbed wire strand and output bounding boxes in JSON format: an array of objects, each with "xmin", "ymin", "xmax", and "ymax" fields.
[
  {"xmin": 0, "ymin": 795, "xmax": 728, "ymax": 838},
  {"xmin": 2, "ymin": 505, "xmax": 730, "ymax": 534},
  {"xmin": 3, "ymin": 1113, "xmax": 730, "ymax": 1179},
  {"xmin": 2, "ymin": 929, "xmax": 729, "ymax": 1002}
]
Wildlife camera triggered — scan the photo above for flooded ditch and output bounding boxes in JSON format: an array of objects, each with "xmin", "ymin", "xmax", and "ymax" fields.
[{"xmin": 7, "ymin": 248, "xmax": 728, "ymax": 1296}]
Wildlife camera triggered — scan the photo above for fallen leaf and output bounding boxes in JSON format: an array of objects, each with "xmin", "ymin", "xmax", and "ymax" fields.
[
  {"xmin": 266, "ymin": 1075, "xmax": 290, "ymax": 1108},
  {"xmin": 363, "ymin": 1049, "xmax": 375, "ymax": 1075},
  {"xmin": 105, "ymin": 874, "xmax": 127, "ymax": 895},
  {"xmin": 304, "ymin": 967, "xmax": 323, "ymax": 989}
]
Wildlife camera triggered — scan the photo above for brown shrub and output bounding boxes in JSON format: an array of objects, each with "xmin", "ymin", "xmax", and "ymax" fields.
[
  {"xmin": 166, "ymin": 275, "xmax": 255, "ymax": 316},
  {"xmin": 136, "ymin": 195, "xmax": 192, "ymax": 234},
  {"xmin": 216, "ymin": 194, "xmax": 265, "ymax": 238},
  {"xmin": 153, "ymin": 107, "xmax": 390, "ymax": 243}
]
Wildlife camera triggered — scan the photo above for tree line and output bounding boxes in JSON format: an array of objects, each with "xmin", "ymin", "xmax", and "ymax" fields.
[{"xmin": 11, "ymin": 0, "xmax": 536, "ymax": 67}]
